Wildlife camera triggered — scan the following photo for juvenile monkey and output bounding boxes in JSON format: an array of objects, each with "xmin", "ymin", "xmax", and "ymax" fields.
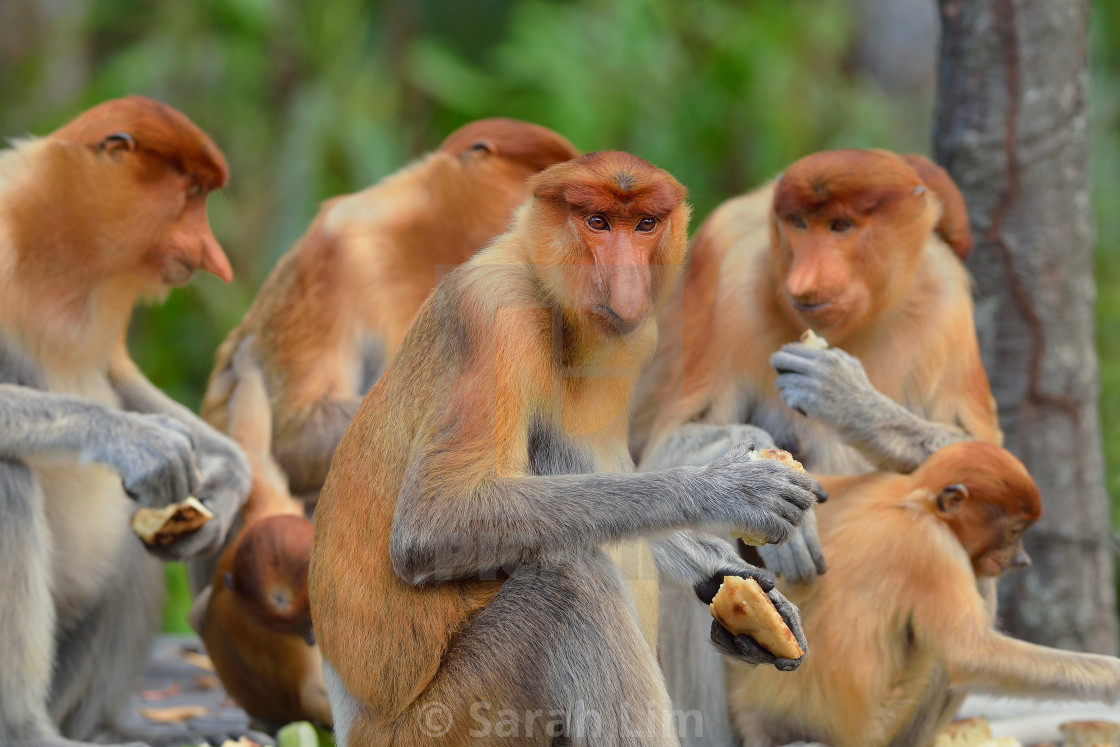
[
  {"xmin": 193, "ymin": 342, "xmax": 330, "ymax": 729},
  {"xmin": 634, "ymin": 149, "xmax": 997, "ymax": 744},
  {"xmin": 200, "ymin": 118, "xmax": 580, "ymax": 507},
  {"xmin": 310, "ymin": 152, "xmax": 823, "ymax": 746},
  {"xmin": 0, "ymin": 97, "xmax": 250, "ymax": 746},
  {"xmin": 728, "ymin": 441, "xmax": 1120, "ymax": 747}
]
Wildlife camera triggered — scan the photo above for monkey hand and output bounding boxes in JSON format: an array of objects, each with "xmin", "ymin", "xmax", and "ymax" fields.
[
  {"xmin": 772, "ymin": 343, "xmax": 880, "ymax": 427},
  {"xmin": 708, "ymin": 586, "xmax": 808, "ymax": 671},
  {"xmin": 149, "ymin": 432, "xmax": 251, "ymax": 561},
  {"xmin": 89, "ymin": 411, "xmax": 200, "ymax": 509},
  {"xmin": 695, "ymin": 440, "xmax": 825, "ymax": 546},
  {"xmin": 757, "ymin": 507, "xmax": 828, "ymax": 584},
  {"xmin": 693, "ymin": 561, "xmax": 775, "ymax": 607}
]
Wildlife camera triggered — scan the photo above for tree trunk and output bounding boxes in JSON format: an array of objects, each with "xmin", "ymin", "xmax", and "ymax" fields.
[{"xmin": 935, "ymin": 0, "xmax": 1116, "ymax": 653}]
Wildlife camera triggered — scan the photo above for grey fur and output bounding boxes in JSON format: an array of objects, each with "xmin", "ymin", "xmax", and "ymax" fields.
[
  {"xmin": 771, "ymin": 343, "xmax": 970, "ymax": 473},
  {"xmin": 0, "ymin": 385, "xmax": 199, "ymax": 510},
  {"xmin": 639, "ymin": 425, "xmax": 811, "ymax": 747},
  {"xmin": 756, "ymin": 509, "xmax": 827, "ymax": 583},
  {"xmin": 272, "ymin": 396, "xmax": 359, "ymax": 497},
  {"xmin": 109, "ymin": 371, "xmax": 251, "ymax": 561},
  {"xmin": 0, "ymin": 342, "xmax": 249, "ymax": 746},
  {"xmin": 390, "ymin": 437, "xmax": 819, "ymax": 587}
]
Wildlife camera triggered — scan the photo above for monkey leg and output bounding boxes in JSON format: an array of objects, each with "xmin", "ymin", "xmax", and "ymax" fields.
[
  {"xmin": 657, "ymin": 580, "xmax": 736, "ymax": 747},
  {"xmin": 0, "ymin": 458, "xmax": 62, "ymax": 746},
  {"xmin": 338, "ymin": 555, "xmax": 678, "ymax": 747},
  {"xmin": 49, "ymin": 534, "xmax": 163, "ymax": 742}
]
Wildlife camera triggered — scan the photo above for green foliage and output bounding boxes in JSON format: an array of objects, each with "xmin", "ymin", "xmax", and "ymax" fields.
[{"xmin": 1, "ymin": 0, "xmax": 1118, "ymax": 635}]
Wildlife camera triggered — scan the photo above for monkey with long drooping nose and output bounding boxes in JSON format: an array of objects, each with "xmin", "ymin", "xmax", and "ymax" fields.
[
  {"xmin": 0, "ymin": 96, "xmax": 251, "ymax": 747},
  {"xmin": 311, "ymin": 151, "xmax": 823, "ymax": 746}
]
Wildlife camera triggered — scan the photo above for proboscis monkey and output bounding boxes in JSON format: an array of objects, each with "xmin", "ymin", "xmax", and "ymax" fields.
[
  {"xmin": 199, "ymin": 117, "xmax": 580, "ymax": 512},
  {"xmin": 729, "ymin": 441, "xmax": 1120, "ymax": 747},
  {"xmin": 310, "ymin": 152, "xmax": 824, "ymax": 746},
  {"xmin": 634, "ymin": 149, "xmax": 997, "ymax": 745},
  {"xmin": 192, "ymin": 340, "xmax": 330, "ymax": 729},
  {"xmin": 0, "ymin": 96, "xmax": 250, "ymax": 747},
  {"xmin": 190, "ymin": 118, "xmax": 578, "ymax": 725}
]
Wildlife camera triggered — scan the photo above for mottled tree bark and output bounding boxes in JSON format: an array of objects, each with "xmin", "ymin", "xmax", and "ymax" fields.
[{"xmin": 935, "ymin": 0, "xmax": 1116, "ymax": 653}]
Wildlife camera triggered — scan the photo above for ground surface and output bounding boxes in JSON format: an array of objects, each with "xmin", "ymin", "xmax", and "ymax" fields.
[
  {"xmin": 118, "ymin": 636, "xmax": 264, "ymax": 747},
  {"xmin": 124, "ymin": 636, "xmax": 1120, "ymax": 746},
  {"xmin": 960, "ymin": 694, "xmax": 1120, "ymax": 744}
]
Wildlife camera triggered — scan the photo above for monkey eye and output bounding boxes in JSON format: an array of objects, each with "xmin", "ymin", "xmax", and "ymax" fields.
[
  {"xmin": 587, "ymin": 215, "xmax": 610, "ymax": 231},
  {"xmin": 186, "ymin": 183, "xmax": 204, "ymax": 198},
  {"xmin": 787, "ymin": 214, "xmax": 807, "ymax": 230},
  {"xmin": 830, "ymin": 218, "xmax": 853, "ymax": 233},
  {"xmin": 98, "ymin": 132, "xmax": 137, "ymax": 155},
  {"xmin": 635, "ymin": 217, "xmax": 657, "ymax": 232}
]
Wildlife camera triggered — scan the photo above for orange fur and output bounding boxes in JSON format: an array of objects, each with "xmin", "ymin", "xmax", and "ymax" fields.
[
  {"xmin": 632, "ymin": 148, "xmax": 999, "ymax": 469},
  {"xmin": 310, "ymin": 152, "xmax": 689, "ymax": 745},
  {"xmin": 0, "ymin": 97, "xmax": 230, "ymax": 377},
  {"xmin": 192, "ymin": 119, "xmax": 577, "ymax": 728},
  {"xmin": 200, "ymin": 119, "xmax": 579, "ymax": 497},
  {"xmin": 725, "ymin": 442, "xmax": 1120, "ymax": 747},
  {"xmin": 195, "ymin": 357, "xmax": 329, "ymax": 727}
]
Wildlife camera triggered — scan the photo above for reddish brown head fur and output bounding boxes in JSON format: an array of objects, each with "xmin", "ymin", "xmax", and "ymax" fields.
[
  {"xmin": 228, "ymin": 515, "xmax": 314, "ymax": 638},
  {"xmin": 913, "ymin": 441, "xmax": 1041, "ymax": 575},
  {"xmin": 526, "ymin": 151, "xmax": 690, "ymax": 335},
  {"xmin": 530, "ymin": 151, "xmax": 686, "ymax": 220},
  {"xmin": 49, "ymin": 95, "xmax": 228, "ymax": 191},
  {"xmin": 438, "ymin": 117, "xmax": 579, "ymax": 174},
  {"xmin": 7, "ymin": 96, "xmax": 235, "ymax": 290},
  {"xmin": 769, "ymin": 149, "xmax": 970, "ymax": 341}
]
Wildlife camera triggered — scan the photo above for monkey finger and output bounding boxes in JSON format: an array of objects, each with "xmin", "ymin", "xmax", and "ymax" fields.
[
  {"xmin": 694, "ymin": 564, "xmax": 774, "ymax": 604},
  {"xmin": 770, "ymin": 348, "xmax": 825, "ymax": 376},
  {"xmin": 768, "ymin": 587, "xmax": 810, "ymax": 657},
  {"xmin": 789, "ymin": 471, "xmax": 826, "ymax": 505},
  {"xmin": 804, "ymin": 523, "xmax": 828, "ymax": 576},
  {"xmin": 709, "ymin": 620, "xmax": 777, "ymax": 667},
  {"xmin": 784, "ymin": 531, "xmax": 818, "ymax": 583}
]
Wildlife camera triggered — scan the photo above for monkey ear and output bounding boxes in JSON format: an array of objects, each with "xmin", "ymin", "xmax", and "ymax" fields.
[
  {"xmin": 900, "ymin": 154, "xmax": 973, "ymax": 261},
  {"xmin": 98, "ymin": 132, "xmax": 137, "ymax": 158},
  {"xmin": 935, "ymin": 483, "xmax": 970, "ymax": 515}
]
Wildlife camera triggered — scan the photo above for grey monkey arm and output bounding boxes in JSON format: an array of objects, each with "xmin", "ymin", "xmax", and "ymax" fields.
[
  {"xmin": 772, "ymin": 343, "xmax": 971, "ymax": 473},
  {"xmin": 0, "ymin": 384, "xmax": 198, "ymax": 508},
  {"xmin": 390, "ymin": 440, "xmax": 822, "ymax": 586},
  {"xmin": 109, "ymin": 360, "xmax": 251, "ymax": 559}
]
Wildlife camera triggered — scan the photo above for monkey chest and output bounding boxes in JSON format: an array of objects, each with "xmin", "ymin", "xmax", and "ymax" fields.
[
  {"xmin": 527, "ymin": 419, "xmax": 658, "ymax": 650},
  {"xmin": 33, "ymin": 368, "xmax": 135, "ymax": 617}
]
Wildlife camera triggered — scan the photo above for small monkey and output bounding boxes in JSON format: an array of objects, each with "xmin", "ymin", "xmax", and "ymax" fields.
[
  {"xmin": 633, "ymin": 149, "xmax": 997, "ymax": 745},
  {"xmin": 310, "ymin": 152, "xmax": 822, "ymax": 746},
  {"xmin": 193, "ymin": 342, "xmax": 330, "ymax": 729},
  {"xmin": 728, "ymin": 441, "xmax": 1120, "ymax": 747},
  {"xmin": 0, "ymin": 97, "xmax": 250, "ymax": 747}
]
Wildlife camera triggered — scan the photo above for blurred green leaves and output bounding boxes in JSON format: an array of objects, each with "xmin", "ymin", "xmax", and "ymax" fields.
[{"xmin": 2, "ymin": 0, "xmax": 1119, "ymax": 630}]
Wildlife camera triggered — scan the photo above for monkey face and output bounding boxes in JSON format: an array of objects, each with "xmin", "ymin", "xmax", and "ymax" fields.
[
  {"xmin": 770, "ymin": 149, "xmax": 938, "ymax": 342},
  {"xmin": 527, "ymin": 151, "xmax": 690, "ymax": 338},
  {"xmin": 49, "ymin": 95, "xmax": 234, "ymax": 291}
]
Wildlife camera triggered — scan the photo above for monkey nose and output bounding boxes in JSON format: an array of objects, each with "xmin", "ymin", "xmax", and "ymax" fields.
[
  {"xmin": 1011, "ymin": 547, "xmax": 1032, "ymax": 568},
  {"xmin": 200, "ymin": 238, "xmax": 234, "ymax": 283}
]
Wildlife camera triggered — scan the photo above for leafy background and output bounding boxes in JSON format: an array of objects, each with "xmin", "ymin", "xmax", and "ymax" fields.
[{"xmin": 1, "ymin": 0, "xmax": 1117, "ymax": 633}]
